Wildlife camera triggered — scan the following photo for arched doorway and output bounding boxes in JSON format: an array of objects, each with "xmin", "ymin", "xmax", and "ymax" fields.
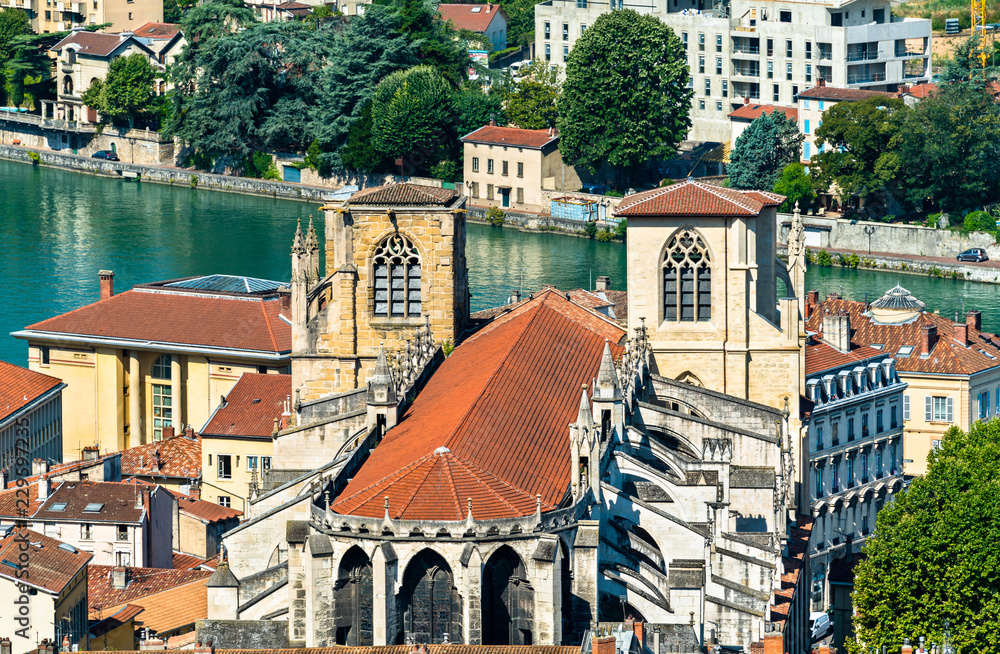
[
  {"xmin": 400, "ymin": 550, "xmax": 458, "ymax": 644},
  {"xmin": 335, "ymin": 547, "xmax": 373, "ymax": 646},
  {"xmin": 482, "ymin": 546, "xmax": 534, "ymax": 645}
]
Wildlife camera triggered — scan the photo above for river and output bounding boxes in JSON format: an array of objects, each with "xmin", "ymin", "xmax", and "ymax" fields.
[{"xmin": 1, "ymin": 159, "xmax": 999, "ymax": 365}]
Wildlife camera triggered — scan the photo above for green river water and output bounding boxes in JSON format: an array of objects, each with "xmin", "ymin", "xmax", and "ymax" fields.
[{"xmin": 2, "ymin": 159, "xmax": 998, "ymax": 365}]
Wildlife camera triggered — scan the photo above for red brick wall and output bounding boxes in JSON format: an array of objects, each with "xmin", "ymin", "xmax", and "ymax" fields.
[{"xmin": 593, "ymin": 636, "xmax": 616, "ymax": 654}]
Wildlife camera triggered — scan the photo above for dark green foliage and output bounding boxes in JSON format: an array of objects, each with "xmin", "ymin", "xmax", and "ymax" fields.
[
  {"xmin": 102, "ymin": 53, "xmax": 155, "ymax": 128},
  {"xmin": 557, "ymin": 10, "xmax": 691, "ymax": 183},
  {"xmin": 370, "ymin": 65, "xmax": 455, "ymax": 170},
  {"xmin": 453, "ymin": 84, "xmax": 503, "ymax": 136},
  {"xmin": 852, "ymin": 420, "xmax": 1000, "ymax": 652},
  {"xmin": 244, "ymin": 151, "xmax": 280, "ymax": 179},
  {"xmin": 963, "ymin": 210, "xmax": 995, "ymax": 232},
  {"xmin": 503, "ymin": 59, "xmax": 559, "ymax": 129},
  {"xmin": 728, "ymin": 111, "xmax": 803, "ymax": 191},
  {"xmin": 0, "ymin": 8, "xmax": 30, "ymax": 64},
  {"xmin": 584, "ymin": 220, "xmax": 598, "ymax": 238},
  {"xmin": 340, "ymin": 101, "xmax": 384, "ymax": 174},
  {"xmin": 487, "ymin": 205, "xmax": 506, "ymax": 226},
  {"xmin": 772, "ymin": 163, "xmax": 815, "ymax": 212},
  {"xmin": 430, "ymin": 159, "xmax": 460, "ymax": 182},
  {"xmin": 499, "ymin": 0, "xmax": 540, "ymax": 46},
  {"xmin": 377, "ymin": 0, "xmax": 466, "ymax": 86},
  {"xmin": 815, "ymin": 249, "xmax": 833, "ymax": 266},
  {"xmin": 614, "ymin": 218, "xmax": 627, "ymax": 241}
]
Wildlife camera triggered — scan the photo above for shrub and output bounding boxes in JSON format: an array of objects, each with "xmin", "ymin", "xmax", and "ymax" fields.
[
  {"xmin": 584, "ymin": 220, "xmax": 599, "ymax": 238},
  {"xmin": 429, "ymin": 159, "xmax": 460, "ymax": 183},
  {"xmin": 605, "ymin": 189, "xmax": 624, "ymax": 197},
  {"xmin": 486, "ymin": 205, "xmax": 506, "ymax": 226},
  {"xmin": 614, "ymin": 218, "xmax": 627, "ymax": 241},
  {"xmin": 27, "ymin": 151, "xmax": 40, "ymax": 165},
  {"xmin": 596, "ymin": 228, "xmax": 614, "ymax": 242},
  {"xmin": 963, "ymin": 210, "xmax": 995, "ymax": 233},
  {"xmin": 189, "ymin": 174, "xmax": 198, "ymax": 188},
  {"xmin": 842, "ymin": 253, "xmax": 861, "ymax": 268},
  {"xmin": 816, "ymin": 249, "xmax": 833, "ymax": 267},
  {"xmin": 245, "ymin": 151, "xmax": 279, "ymax": 180}
]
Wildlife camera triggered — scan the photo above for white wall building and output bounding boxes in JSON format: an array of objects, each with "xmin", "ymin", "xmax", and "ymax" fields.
[{"xmin": 535, "ymin": 0, "xmax": 931, "ymax": 143}]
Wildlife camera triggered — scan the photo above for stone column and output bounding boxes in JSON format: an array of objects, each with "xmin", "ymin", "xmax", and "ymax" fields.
[
  {"xmin": 305, "ymin": 536, "xmax": 334, "ymax": 647},
  {"xmin": 532, "ymin": 535, "xmax": 562, "ymax": 646},
  {"xmin": 462, "ymin": 545, "xmax": 482, "ymax": 645},
  {"xmin": 171, "ymin": 355, "xmax": 182, "ymax": 432},
  {"xmin": 572, "ymin": 521, "xmax": 600, "ymax": 632},
  {"xmin": 372, "ymin": 542, "xmax": 398, "ymax": 646},
  {"xmin": 129, "ymin": 351, "xmax": 142, "ymax": 446}
]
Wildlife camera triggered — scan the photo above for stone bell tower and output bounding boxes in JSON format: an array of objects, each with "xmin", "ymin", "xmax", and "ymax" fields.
[{"xmin": 291, "ymin": 183, "xmax": 469, "ymax": 403}]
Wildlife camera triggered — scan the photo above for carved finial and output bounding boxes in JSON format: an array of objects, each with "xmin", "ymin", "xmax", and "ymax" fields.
[
  {"xmin": 577, "ymin": 384, "xmax": 594, "ymax": 427},
  {"xmin": 305, "ymin": 215, "xmax": 318, "ymax": 250},
  {"xmin": 291, "ymin": 218, "xmax": 305, "ymax": 254}
]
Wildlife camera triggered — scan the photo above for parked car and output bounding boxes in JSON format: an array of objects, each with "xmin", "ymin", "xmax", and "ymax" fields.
[
  {"xmin": 810, "ymin": 612, "xmax": 833, "ymax": 642},
  {"xmin": 957, "ymin": 248, "xmax": 989, "ymax": 262},
  {"xmin": 91, "ymin": 150, "xmax": 119, "ymax": 161}
]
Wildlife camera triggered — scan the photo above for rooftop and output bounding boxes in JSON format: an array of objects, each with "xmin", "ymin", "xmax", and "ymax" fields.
[
  {"xmin": 805, "ymin": 337, "xmax": 888, "ymax": 377},
  {"xmin": 346, "ymin": 183, "xmax": 460, "ymax": 207},
  {"xmin": 332, "ymin": 289, "xmax": 625, "ymax": 521},
  {"xmin": 461, "ymin": 125, "xmax": 560, "ymax": 149},
  {"xmin": 94, "ymin": 576, "xmax": 209, "ymax": 634},
  {"xmin": 0, "ymin": 360, "xmax": 63, "ymax": 422},
  {"xmin": 798, "ymin": 84, "xmax": 899, "ymax": 102},
  {"xmin": 33, "ymin": 480, "xmax": 150, "ymax": 523},
  {"xmin": 88, "ymin": 564, "xmax": 212, "ymax": 611},
  {"xmin": 51, "ymin": 31, "xmax": 152, "ymax": 58},
  {"xmin": 132, "ymin": 22, "xmax": 182, "ymax": 39},
  {"xmin": 201, "ymin": 373, "xmax": 291, "ymax": 438},
  {"xmin": 155, "ymin": 274, "xmax": 285, "ymax": 295},
  {"xmin": 0, "ymin": 528, "xmax": 91, "ymax": 594},
  {"xmin": 120, "ymin": 433, "xmax": 201, "ymax": 480},
  {"xmin": 728, "ymin": 104, "xmax": 798, "ymax": 122},
  {"xmin": 437, "ymin": 3, "xmax": 506, "ymax": 32},
  {"xmin": 170, "ymin": 488, "xmax": 242, "ymax": 522},
  {"xmin": 614, "ymin": 178, "xmax": 783, "ymax": 218}
]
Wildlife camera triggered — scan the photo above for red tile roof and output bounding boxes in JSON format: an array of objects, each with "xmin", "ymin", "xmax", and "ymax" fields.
[
  {"xmin": 51, "ymin": 31, "xmax": 141, "ymax": 57},
  {"xmin": 473, "ymin": 288, "xmax": 628, "ymax": 325},
  {"xmin": 121, "ymin": 434, "xmax": 201, "ymax": 480},
  {"xmin": 170, "ymin": 489, "xmax": 242, "ymax": 522},
  {"xmin": 201, "ymin": 373, "xmax": 291, "ymax": 438},
  {"xmin": 728, "ymin": 104, "xmax": 798, "ymax": 122},
  {"xmin": 805, "ymin": 337, "xmax": 887, "ymax": 376},
  {"xmin": 21, "ymin": 288, "xmax": 290, "ymax": 355},
  {"xmin": 89, "ymin": 603, "xmax": 144, "ymax": 637},
  {"xmin": 88, "ymin": 564, "xmax": 212, "ymax": 611},
  {"xmin": 904, "ymin": 82, "xmax": 938, "ymax": 99},
  {"xmin": 172, "ymin": 551, "xmax": 210, "ymax": 570},
  {"xmin": 33, "ymin": 481, "xmax": 150, "ymax": 523},
  {"xmin": 770, "ymin": 515, "xmax": 812, "ymax": 625},
  {"xmin": 97, "ymin": 646, "xmax": 578, "ymax": 654},
  {"xmin": 133, "ymin": 22, "xmax": 181, "ymax": 39},
  {"xmin": 333, "ymin": 289, "xmax": 625, "ymax": 521},
  {"xmin": 461, "ymin": 125, "xmax": 559, "ymax": 149},
  {"xmin": 614, "ymin": 178, "xmax": 783, "ymax": 218},
  {"xmin": 0, "ymin": 529, "xmax": 91, "ymax": 594},
  {"xmin": 0, "ymin": 361, "xmax": 63, "ymax": 421},
  {"xmin": 437, "ymin": 3, "xmax": 505, "ymax": 32},
  {"xmin": 806, "ymin": 295, "xmax": 1000, "ymax": 376},
  {"xmin": 347, "ymin": 183, "xmax": 459, "ymax": 207},
  {"xmin": 0, "ymin": 482, "xmax": 39, "ymax": 517},
  {"xmin": 96, "ymin": 578, "xmax": 209, "ymax": 634},
  {"xmin": 798, "ymin": 85, "xmax": 899, "ymax": 102}
]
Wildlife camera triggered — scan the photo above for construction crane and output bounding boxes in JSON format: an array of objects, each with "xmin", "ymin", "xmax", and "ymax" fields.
[{"xmin": 971, "ymin": 0, "xmax": 989, "ymax": 78}]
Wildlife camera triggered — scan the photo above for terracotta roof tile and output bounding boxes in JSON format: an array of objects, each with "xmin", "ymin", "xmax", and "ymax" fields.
[
  {"xmin": 51, "ymin": 31, "xmax": 134, "ymax": 57},
  {"xmin": 347, "ymin": 183, "xmax": 459, "ymax": 207},
  {"xmin": 22, "ymin": 288, "xmax": 290, "ymax": 354},
  {"xmin": 437, "ymin": 3, "xmax": 505, "ymax": 32},
  {"xmin": 769, "ymin": 515, "xmax": 812, "ymax": 624},
  {"xmin": 106, "ymin": 647, "xmax": 578, "ymax": 654},
  {"xmin": 728, "ymin": 104, "xmax": 797, "ymax": 122},
  {"xmin": 461, "ymin": 125, "xmax": 559, "ymax": 149},
  {"xmin": 904, "ymin": 82, "xmax": 938, "ymax": 99},
  {"xmin": 121, "ymin": 435, "xmax": 201, "ymax": 480},
  {"xmin": 89, "ymin": 604, "xmax": 144, "ymax": 637},
  {"xmin": 94, "ymin": 578, "xmax": 209, "ymax": 634},
  {"xmin": 0, "ymin": 482, "xmax": 39, "ymax": 517},
  {"xmin": 797, "ymin": 85, "xmax": 899, "ymax": 101},
  {"xmin": 0, "ymin": 361, "xmax": 63, "ymax": 421},
  {"xmin": 805, "ymin": 338, "xmax": 887, "ymax": 376},
  {"xmin": 0, "ymin": 529, "xmax": 91, "ymax": 594},
  {"xmin": 333, "ymin": 290, "xmax": 625, "ymax": 521},
  {"xmin": 172, "ymin": 551, "xmax": 210, "ymax": 570},
  {"xmin": 169, "ymin": 489, "xmax": 242, "ymax": 522},
  {"xmin": 32, "ymin": 481, "xmax": 151, "ymax": 523},
  {"xmin": 133, "ymin": 22, "xmax": 181, "ymax": 38},
  {"xmin": 201, "ymin": 373, "xmax": 291, "ymax": 438},
  {"xmin": 88, "ymin": 564, "xmax": 211, "ymax": 611},
  {"xmin": 614, "ymin": 178, "xmax": 782, "ymax": 218}
]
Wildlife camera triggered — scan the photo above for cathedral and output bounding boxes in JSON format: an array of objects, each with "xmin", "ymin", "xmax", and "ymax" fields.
[{"xmin": 211, "ymin": 181, "xmax": 810, "ymax": 654}]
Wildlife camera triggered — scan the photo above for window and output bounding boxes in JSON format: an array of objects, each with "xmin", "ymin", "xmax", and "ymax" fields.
[
  {"xmin": 806, "ymin": 64, "xmax": 812, "ymax": 82},
  {"xmin": 815, "ymin": 426, "xmax": 823, "ymax": 450},
  {"xmin": 927, "ymin": 396, "xmax": 954, "ymax": 422},
  {"xmin": 722, "ymin": 80, "xmax": 728, "ymax": 97},
  {"xmin": 847, "ymin": 457, "xmax": 854, "ymax": 487},
  {"xmin": 544, "ymin": 44, "xmax": 550, "ymax": 61},
  {"xmin": 116, "ymin": 525, "xmax": 128, "ymax": 541},
  {"xmin": 786, "ymin": 40, "xmax": 793, "ymax": 57},
  {"xmin": 766, "ymin": 38, "xmax": 773, "ymax": 56},
  {"xmin": 247, "ymin": 456, "xmax": 258, "ymax": 470},
  {"xmin": 698, "ymin": 33, "xmax": 705, "ymax": 51},
  {"xmin": 862, "ymin": 413, "xmax": 869, "ymax": 437},
  {"xmin": 516, "ymin": 187, "xmax": 524, "ymax": 204},
  {"xmin": 804, "ymin": 119, "xmax": 810, "ymax": 134},
  {"xmin": 577, "ymin": 0, "xmax": 587, "ymax": 7},
  {"xmin": 501, "ymin": 160, "xmax": 508, "ymax": 176},
  {"xmin": 218, "ymin": 454, "xmax": 232, "ymax": 480},
  {"xmin": 876, "ymin": 409, "xmax": 884, "ymax": 433},
  {"xmin": 805, "ymin": 41, "xmax": 812, "ymax": 59},
  {"xmin": 152, "ymin": 384, "xmax": 172, "ymax": 441},
  {"xmin": 932, "ymin": 440, "xmax": 942, "ymax": 451},
  {"xmin": 562, "ymin": 23, "xmax": 568, "ymax": 40},
  {"xmin": 580, "ymin": 24, "xmax": 586, "ymax": 35},
  {"xmin": 862, "ymin": 515, "xmax": 869, "ymax": 534},
  {"xmin": 831, "ymin": 11, "xmax": 842, "ymax": 26},
  {"xmin": 373, "ymin": 233, "xmax": 421, "ymax": 317},
  {"xmin": 219, "ymin": 496, "xmax": 231, "ymax": 508},
  {"xmin": 875, "ymin": 449, "xmax": 883, "ymax": 476},
  {"xmin": 716, "ymin": 33, "xmax": 722, "ymax": 52},
  {"xmin": 891, "ymin": 405, "xmax": 898, "ymax": 429},
  {"xmin": 979, "ymin": 391, "xmax": 990, "ymax": 419},
  {"xmin": 80, "ymin": 524, "xmax": 92, "ymax": 540},
  {"xmin": 262, "ymin": 456, "xmax": 272, "ymax": 470},
  {"xmin": 831, "ymin": 462, "xmax": 839, "ymax": 492},
  {"xmin": 50, "ymin": 502, "xmax": 67, "ymax": 512},
  {"xmin": 128, "ymin": 11, "xmax": 132, "ymax": 19},
  {"xmin": 152, "ymin": 354, "xmax": 172, "ymax": 380},
  {"xmin": 716, "ymin": 101, "xmax": 723, "ymax": 111},
  {"xmin": 873, "ymin": 7, "xmax": 884, "ymax": 22},
  {"xmin": 472, "ymin": 157, "xmax": 479, "ymax": 172},
  {"xmin": 487, "ymin": 159, "xmax": 494, "ymax": 174},
  {"xmin": 803, "ymin": 143, "xmax": 810, "ymax": 160},
  {"xmin": 786, "ymin": 62, "xmax": 793, "ymax": 80},
  {"xmin": 767, "ymin": 61, "xmax": 773, "ymax": 79},
  {"xmin": 45, "ymin": 10, "xmax": 50, "ymax": 18},
  {"xmin": 698, "ymin": 55, "xmax": 705, "ymax": 73},
  {"xmin": 471, "ymin": 181, "xmax": 479, "ymax": 198},
  {"xmin": 861, "ymin": 452, "xmax": 868, "ymax": 482},
  {"xmin": 563, "ymin": 45, "xmax": 569, "ymax": 58},
  {"xmin": 814, "ymin": 468, "xmax": 822, "ymax": 498},
  {"xmin": 116, "ymin": 551, "xmax": 131, "ymax": 566},
  {"xmin": 704, "ymin": 78, "xmax": 711, "ymax": 95},
  {"xmin": 544, "ymin": 22, "xmax": 550, "ymax": 39},
  {"xmin": 487, "ymin": 183, "xmax": 494, "ymax": 200},
  {"xmin": 682, "ymin": 32, "xmax": 688, "ymax": 48},
  {"xmin": 84, "ymin": 502, "xmax": 104, "ymax": 513},
  {"xmin": 846, "ymin": 417, "xmax": 854, "ymax": 442},
  {"xmin": 773, "ymin": 84, "xmax": 779, "ymax": 102},
  {"xmin": 779, "ymin": 9, "xmax": 791, "ymax": 22},
  {"xmin": 40, "ymin": 345, "xmax": 50, "ymax": 365},
  {"xmin": 890, "ymin": 443, "xmax": 898, "ymax": 472},
  {"xmin": 716, "ymin": 57, "xmax": 722, "ymax": 75},
  {"xmin": 663, "ymin": 230, "xmax": 711, "ymax": 322},
  {"xmin": 698, "ymin": 99, "xmax": 705, "ymax": 110},
  {"xmin": 517, "ymin": 162, "xmax": 523, "ymax": 177}
]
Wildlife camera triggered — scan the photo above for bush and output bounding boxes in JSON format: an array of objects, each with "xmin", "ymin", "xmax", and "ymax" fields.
[
  {"xmin": 184, "ymin": 149, "xmax": 214, "ymax": 171},
  {"xmin": 605, "ymin": 189, "xmax": 624, "ymax": 197},
  {"xmin": 429, "ymin": 159, "xmax": 460, "ymax": 183},
  {"xmin": 614, "ymin": 218, "xmax": 627, "ymax": 241},
  {"xmin": 27, "ymin": 151, "xmax": 40, "ymax": 165},
  {"xmin": 486, "ymin": 205, "xmax": 506, "ymax": 226},
  {"xmin": 189, "ymin": 174, "xmax": 198, "ymax": 188},
  {"xmin": 245, "ymin": 151, "xmax": 279, "ymax": 180},
  {"xmin": 488, "ymin": 46, "xmax": 521, "ymax": 63},
  {"xmin": 842, "ymin": 253, "xmax": 861, "ymax": 268},
  {"xmin": 816, "ymin": 249, "xmax": 833, "ymax": 267},
  {"xmin": 596, "ymin": 228, "xmax": 614, "ymax": 242},
  {"xmin": 963, "ymin": 210, "xmax": 995, "ymax": 233},
  {"xmin": 584, "ymin": 220, "xmax": 599, "ymax": 238}
]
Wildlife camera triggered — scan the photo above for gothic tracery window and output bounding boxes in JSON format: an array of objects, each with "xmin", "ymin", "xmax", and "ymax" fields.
[
  {"xmin": 662, "ymin": 230, "xmax": 712, "ymax": 322},
  {"xmin": 373, "ymin": 233, "xmax": 421, "ymax": 317}
]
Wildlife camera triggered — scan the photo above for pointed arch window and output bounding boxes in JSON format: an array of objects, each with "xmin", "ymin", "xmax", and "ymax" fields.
[
  {"xmin": 663, "ymin": 230, "xmax": 711, "ymax": 322},
  {"xmin": 373, "ymin": 233, "xmax": 421, "ymax": 317}
]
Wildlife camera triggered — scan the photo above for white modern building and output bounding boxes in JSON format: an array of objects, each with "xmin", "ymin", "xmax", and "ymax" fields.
[{"xmin": 535, "ymin": 0, "xmax": 931, "ymax": 143}]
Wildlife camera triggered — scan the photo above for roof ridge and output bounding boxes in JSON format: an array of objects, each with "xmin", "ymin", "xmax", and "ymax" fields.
[
  {"xmin": 260, "ymin": 298, "xmax": 279, "ymax": 352},
  {"xmin": 439, "ymin": 452, "xmax": 464, "ymax": 519},
  {"xmin": 446, "ymin": 454, "xmax": 531, "ymax": 514},
  {"xmin": 393, "ymin": 457, "xmax": 446, "ymax": 517},
  {"xmin": 332, "ymin": 452, "xmax": 438, "ymax": 511},
  {"xmin": 694, "ymin": 179, "xmax": 761, "ymax": 213}
]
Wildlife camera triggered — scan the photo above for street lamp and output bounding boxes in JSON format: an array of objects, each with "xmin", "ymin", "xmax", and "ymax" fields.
[{"xmin": 864, "ymin": 224, "xmax": 876, "ymax": 255}]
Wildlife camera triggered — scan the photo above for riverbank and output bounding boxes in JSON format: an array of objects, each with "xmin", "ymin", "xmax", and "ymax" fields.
[{"xmin": 779, "ymin": 245, "xmax": 1000, "ymax": 284}]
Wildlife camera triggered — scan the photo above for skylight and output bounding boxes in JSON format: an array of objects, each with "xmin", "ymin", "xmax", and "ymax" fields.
[
  {"xmin": 870, "ymin": 344, "xmax": 884, "ymax": 350},
  {"xmin": 49, "ymin": 502, "xmax": 67, "ymax": 512},
  {"xmin": 471, "ymin": 6, "xmax": 482, "ymax": 10},
  {"xmin": 897, "ymin": 345, "xmax": 914, "ymax": 358},
  {"xmin": 83, "ymin": 503, "xmax": 104, "ymax": 513}
]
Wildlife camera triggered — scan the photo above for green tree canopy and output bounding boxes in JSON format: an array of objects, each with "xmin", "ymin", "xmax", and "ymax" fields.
[
  {"xmin": 376, "ymin": 0, "xmax": 466, "ymax": 86},
  {"xmin": 503, "ymin": 59, "xmax": 559, "ymax": 129},
  {"xmin": 454, "ymin": 84, "xmax": 503, "ymax": 136},
  {"xmin": 370, "ymin": 64, "xmax": 455, "ymax": 170},
  {"xmin": 810, "ymin": 95, "xmax": 907, "ymax": 202},
  {"xmin": 0, "ymin": 8, "xmax": 31, "ymax": 64},
  {"xmin": 772, "ymin": 162, "xmax": 815, "ymax": 212},
  {"xmin": 102, "ymin": 52, "xmax": 155, "ymax": 128},
  {"xmin": 728, "ymin": 110, "xmax": 803, "ymax": 191},
  {"xmin": 557, "ymin": 10, "xmax": 691, "ymax": 183},
  {"xmin": 499, "ymin": 0, "xmax": 539, "ymax": 46},
  {"xmin": 852, "ymin": 420, "xmax": 1000, "ymax": 652}
]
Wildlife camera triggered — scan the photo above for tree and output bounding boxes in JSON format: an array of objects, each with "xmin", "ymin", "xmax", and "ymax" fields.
[
  {"xmin": 852, "ymin": 420, "xmax": 1000, "ymax": 653},
  {"xmin": 370, "ymin": 65, "xmax": 456, "ymax": 171},
  {"xmin": 772, "ymin": 163, "xmax": 815, "ymax": 212},
  {"xmin": 810, "ymin": 95, "xmax": 907, "ymax": 203},
  {"xmin": 897, "ymin": 82, "xmax": 1000, "ymax": 213},
  {"xmin": 377, "ymin": 0, "xmax": 466, "ymax": 86},
  {"xmin": 0, "ymin": 8, "xmax": 31, "ymax": 64},
  {"xmin": 503, "ymin": 59, "xmax": 559, "ymax": 129},
  {"xmin": 500, "ymin": 0, "xmax": 541, "ymax": 46},
  {"xmin": 340, "ymin": 100, "xmax": 384, "ymax": 173},
  {"xmin": 557, "ymin": 10, "xmax": 691, "ymax": 183},
  {"xmin": 728, "ymin": 110, "xmax": 803, "ymax": 191},
  {"xmin": 454, "ymin": 84, "xmax": 503, "ymax": 136},
  {"xmin": 102, "ymin": 53, "xmax": 155, "ymax": 128}
]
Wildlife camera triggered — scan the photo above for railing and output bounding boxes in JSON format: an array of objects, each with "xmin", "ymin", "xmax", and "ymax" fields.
[
  {"xmin": 116, "ymin": 530, "xmax": 129, "ymax": 541},
  {"xmin": 818, "ymin": 50, "xmax": 833, "ymax": 60},
  {"xmin": 849, "ymin": 72, "xmax": 886, "ymax": 84},
  {"xmin": 732, "ymin": 46, "xmax": 760, "ymax": 55},
  {"xmin": 847, "ymin": 51, "xmax": 879, "ymax": 61},
  {"xmin": 732, "ymin": 67, "xmax": 760, "ymax": 77},
  {"xmin": 895, "ymin": 47, "xmax": 924, "ymax": 57},
  {"xmin": 0, "ymin": 111, "xmax": 99, "ymax": 133}
]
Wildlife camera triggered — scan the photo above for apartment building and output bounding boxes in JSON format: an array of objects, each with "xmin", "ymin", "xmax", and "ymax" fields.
[
  {"xmin": 13, "ymin": 0, "xmax": 163, "ymax": 34},
  {"xmin": 0, "ymin": 361, "xmax": 65, "ymax": 482},
  {"xmin": 535, "ymin": 0, "xmax": 931, "ymax": 143}
]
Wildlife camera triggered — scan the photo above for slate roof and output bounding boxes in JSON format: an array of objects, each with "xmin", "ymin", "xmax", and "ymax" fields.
[
  {"xmin": 88, "ymin": 564, "xmax": 212, "ymax": 611},
  {"xmin": 797, "ymin": 85, "xmax": 898, "ymax": 102},
  {"xmin": 806, "ymin": 295, "xmax": 1000, "ymax": 376},
  {"xmin": 333, "ymin": 289, "xmax": 625, "ymax": 521},
  {"xmin": 133, "ymin": 22, "xmax": 181, "ymax": 39},
  {"xmin": 0, "ymin": 529, "xmax": 91, "ymax": 594},
  {"xmin": 201, "ymin": 373, "xmax": 291, "ymax": 438},
  {"xmin": 728, "ymin": 104, "xmax": 798, "ymax": 122},
  {"xmin": 347, "ymin": 183, "xmax": 459, "ymax": 207},
  {"xmin": 0, "ymin": 360, "xmax": 63, "ymax": 422},
  {"xmin": 804, "ymin": 338, "xmax": 887, "ymax": 376},
  {"xmin": 614, "ymin": 178, "xmax": 783, "ymax": 218},
  {"xmin": 120, "ymin": 434, "xmax": 201, "ymax": 480},
  {"xmin": 20, "ymin": 287, "xmax": 291, "ymax": 355},
  {"xmin": 461, "ymin": 125, "xmax": 559, "ymax": 149},
  {"xmin": 437, "ymin": 3, "xmax": 506, "ymax": 32},
  {"xmin": 33, "ymin": 481, "xmax": 148, "ymax": 523}
]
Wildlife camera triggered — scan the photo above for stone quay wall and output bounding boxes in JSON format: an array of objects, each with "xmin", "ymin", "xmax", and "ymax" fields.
[{"xmin": 0, "ymin": 117, "xmax": 173, "ymax": 165}]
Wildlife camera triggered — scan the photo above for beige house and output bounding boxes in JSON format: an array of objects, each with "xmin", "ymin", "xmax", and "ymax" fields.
[
  {"xmin": 12, "ymin": 272, "xmax": 291, "ymax": 461},
  {"xmin": 796, "ymin": 81, "xmax": 899, "ymax": 163},
  {"xmin": 27, "ymin": 0, "xmax": 162, "ymax": 34}
]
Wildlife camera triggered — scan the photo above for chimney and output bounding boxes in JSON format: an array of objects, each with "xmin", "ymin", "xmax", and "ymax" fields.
[
  {"xmin": 954, "ymin": 321, "xmax": 969, "ymax": 346},
  {"xmin": 99, "ymin": 270, "xmax": 115, "ymax": 300},
  {"xmin": 112, "ymin": 566, "xmax": 129, "ymax": 589},
  {"xmin": 32, "ymin": 458, "xmax": 49, "ymax": 476},
  {"xmin": 921, "ymin": 325, "xmax": 938, "ymax": 357},
  {"xmin": 82, "ymin": 446, "xmax": 99, "ymax": 461},
  {"xmin": 184, "ymin": 425, "xmax": 194, "ymax": 439},
  {"xmin": 508, "ymin": 289, "xmax": 521, "ymax": 304},
  {"xmin": 485, "ymin": 3, "xmax": 490, "ymax": 11},
  {"xmin": 279, "ymin": 288, "xmax": 291, "ymax": 315},
  {"xmin": 744, "ymin": 96, "xmax": 749, "ymax": 105},
  {"xmin": 162, "ymin": 426, "xmax": 174, "ymax": 440},
  {"xmin": 822, "ymin": 311, "xmax": 851, "ymax": 352},
  {"xmin": 193, "ymin": 641, "xmax": 214, "ymax": 654},
  {"xmin": 37, "ymin": 475, "xmax": 49, "ymax": 501},
  {"xmin": 817, "ymin": 78, "xmax": 826, "ymax": 87},
  {"xmin": 967, "ymin": 310, "xmax": 982, "ymax": 331},
  {"xmin": 632, "ymin": 621, "xmax": 644, "ymax": 645},
  {"xmin": 901, "ymin": 638, "xmax": 913, "ymax": 654},
  {"xmin": 592, "ymin": 636, "xmax": 615, "ymax": 654},
  {"xmin": 595, "ymin": 275, "xmax": 611, "ymax": 291},
  {"xmin": 761, "ymin": 633, "xmax": 783, "ymax": 654},
  {"xmin": 1, "ymin": 637, "xmax": 12, "ymax": 654},
  {"xmin": 489, "ymin": 113, "xmax": 497, "ymax": 127}
]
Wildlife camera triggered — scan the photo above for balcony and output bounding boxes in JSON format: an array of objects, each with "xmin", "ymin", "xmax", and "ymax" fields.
[
  {"xmin": 116, "ymin": 530, "xmax": 129, "ymax": 541},
  {"xmin": 895, "ymin": 47, "xmax": 924, "ymax": 57},
  {"xmin": 847, "ymin": 51, "xmax": 879, "ymax": 62},
  {"xmin": 732, "ymin": 46, "xmax": 760, "ymax": 56},
  {"xmin": 732, "ymin": 65, "xmax": 760, "ymax": 78}
]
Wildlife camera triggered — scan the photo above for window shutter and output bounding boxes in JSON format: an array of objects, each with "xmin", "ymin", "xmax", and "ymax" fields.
[
  {"xmin": 903, "ymin": 395, "xmax": 910, "ymax": 420},
  {"xmin": 978, "ymin": 394, "xmax": 983, "ymax": 419},
  {"xmin": 988, "ymin": 391, "xmax": 992, "ymax": 417},
  {"xmin": 947, "ymin": 397, "xmax": 954, "ymax": 423},
  {"xmin": 925, "ymin": 396, "xmax": 932, "ymax": 422}
]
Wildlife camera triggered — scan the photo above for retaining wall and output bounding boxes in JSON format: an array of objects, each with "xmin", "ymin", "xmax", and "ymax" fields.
[{"xmin": 0, "ymin": 118, "xmax": 173, "ymax": 165}]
